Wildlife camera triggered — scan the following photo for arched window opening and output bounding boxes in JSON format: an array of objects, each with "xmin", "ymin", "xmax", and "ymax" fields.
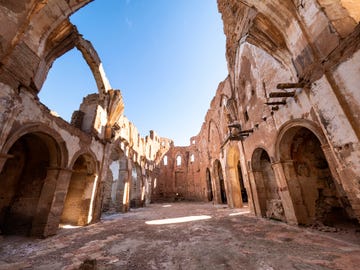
[
  {"xmin": 163, "ymin": 155, "xmax": 168, "ymax": 166},
  {"xmin": 176, "ymin": 155, "xmax": 182, "ymax": 166},
  {"xmin": 39, "ymin": 48, "xmax": 97, "ymax": 123},
  {"xmin": 190, "ymin": 154, "xmax": 195, "ymax": 163}
]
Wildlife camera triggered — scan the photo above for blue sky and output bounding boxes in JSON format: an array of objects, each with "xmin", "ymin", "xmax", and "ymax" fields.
[{"xmin": 39, "ymin": 0, "xmax": 227, "ymax": 146}]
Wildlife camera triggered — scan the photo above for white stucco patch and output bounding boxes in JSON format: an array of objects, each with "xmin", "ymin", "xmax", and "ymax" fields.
[
  {"xmin": 310, "ymin": 76, "xmax": 357, "ymax": 146},
  {"xmin": 334, "ymin": 48, "xmax": 360, "ymax": 122}
]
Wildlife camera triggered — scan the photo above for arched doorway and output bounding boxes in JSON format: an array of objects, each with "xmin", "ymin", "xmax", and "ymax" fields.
[
  {"xmin": 237, "ymin": 162, "xmax": 248, "ymax": 203},
  {"xmin": 225, "ymin": 147, "xmax": 243, "ymax": 207},
  {"xmin": 252, "ymin": 148, "xmax": 285, "ymax": 221},
  {"xmin": 107, "ymin": 148, "xmax": 128, "ymax": 212},
  {"xmin": 279, "ymin": 126, "xmax": 353, "ymax": 226},
  {"xmin": 61, "ymin": 154, "xmax": 98, "ymax": 226},
  {"xmin": 214, "ymin": 160, "xmax": 227, "ymax": 204},
  {"xmin": 206, "ymin": 168, "xmax": 213, "ymax": 201},
  {"xmin": 0, "ymin": 132, "xmax": 61, "ymax": 235},
  {"xmin": 130, "ymin": 164, "xmax": 144, "ymax": 208}
]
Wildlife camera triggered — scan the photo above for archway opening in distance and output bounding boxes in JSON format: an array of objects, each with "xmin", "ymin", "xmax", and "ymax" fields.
[
  {"xmin": 60, "ymin": 154, "xmax": 98, "ymax": 226},
  {"xmin": 214, "ymin": 160, "xmax": 227, "ymax": 204},
  {"xmin": 238, "ymin": 161, "xmax": 248, "ymax": 203}
]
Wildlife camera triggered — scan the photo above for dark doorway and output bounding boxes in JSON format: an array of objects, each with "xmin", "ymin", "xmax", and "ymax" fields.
[
  {"xmin": 237, "ymin": 162, "xmax": 248, "ymax": 203},
  {"xmin": 281, "ymin": 127, "xmax": 355, "ymax": 227},
  {"xmin": 206, "ymin": 168, "xmax": 213, "ymax": 201},
  {"xmin": 61, "ymin": 154, "xmax": 97, "ymax": 226},
  {"xmin": 214, "ymin": 160, "xmax": 227, "ymax": 204},
  {"xmin": 0, "ymin": 133, "xmax": 50, "ymax": 235}
]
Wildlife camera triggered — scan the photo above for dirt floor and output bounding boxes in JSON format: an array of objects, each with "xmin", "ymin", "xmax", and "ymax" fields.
[{"xmin": 0, "ymin": 202, "xmax": 360, "ymax": 270}]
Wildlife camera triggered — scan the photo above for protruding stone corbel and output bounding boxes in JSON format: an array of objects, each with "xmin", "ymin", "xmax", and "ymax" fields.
[{"xmin": 276, "ymin": 82, "xmax": 305, "ymax": 89}]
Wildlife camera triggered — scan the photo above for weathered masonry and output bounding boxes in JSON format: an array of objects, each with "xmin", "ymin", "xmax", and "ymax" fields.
[
  {"xmin": 0, "ymin": 0, "xmax": 360, "ymax": 238},
  {"xmin": 155, "ymin": 0, "xmax": 360, "ymax": 228},
  {"xmin": 0, "ymin": 1, "xmax": 170, "ymax": 237}
]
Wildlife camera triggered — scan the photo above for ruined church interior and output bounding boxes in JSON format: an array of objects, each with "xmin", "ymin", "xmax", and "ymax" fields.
[{"xmin": 1, "ymin": 0, "xmax": 360, "ymax": 269}]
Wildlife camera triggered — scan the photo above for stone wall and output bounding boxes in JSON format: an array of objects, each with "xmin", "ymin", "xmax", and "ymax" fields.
[
  {"xmin": 1, "ymin": 0, "xmax": 360, "ymax": 237},
  {"xmin": 0, "ymin": 0, "xmax": 171, "ymax": 238},
  {"xmin": 154, "ymin": 0, "xmax": 360, "ymax": 228}
]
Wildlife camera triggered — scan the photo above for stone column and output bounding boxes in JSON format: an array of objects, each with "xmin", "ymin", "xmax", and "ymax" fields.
[
  {"xmin": 122, "ymin": 154, "xmax": 132, "ymax": 212},
  {"xmin": 225, "ymin": 164, "xmax": 243, "ymax": 209},
  {"xmin": 237, "ymin": 141, "xmax": 256, "ymax": 214},
  {"xmin": 248, "ymin": 170, "xmax": 262, "ymax": 217},
  {"xmin": 32, "ymin": 168, "xmax": 72, "ymax": 237},
  {"xmin": 272, "ymin": 162, "xmax": 298, "ymax": 225},
  {"xmin": 224, "ymin": 167, "xmax": 234, "ymax": 208}
]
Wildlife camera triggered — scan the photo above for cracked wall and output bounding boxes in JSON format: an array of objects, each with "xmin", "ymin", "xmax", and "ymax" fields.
[
  {"xmin": 0, "ymin": 0, "xmax": 170, "ymax": 238},
  {"xmin": 155, "ymin": 0, "xmax": 360, "ymax": 229},
  {"xmin": 1, "ymin": 0, "xmax": 360, "ymax": 237}
]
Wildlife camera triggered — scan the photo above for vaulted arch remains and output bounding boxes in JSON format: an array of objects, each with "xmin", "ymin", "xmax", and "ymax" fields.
[
  {"xmin": 208, "ymin": 120, "xmax": 222, "ymax": 157},
  {"xmin": 39, "ymin": 48, "xmax": 98, "ymax": 122},
  {"xmin": 61, "ymin": 153, "xmax": 98, "ymax": 226},
  {"xmin": 278, "ymin": 126, "xmax": 355, "ymax": 227},
  {"xmin": 251, "ymin": 148, "xmax": 285, "ymax": 221},
  {"xmin": 0, "ymin": 131, "xmax": 64, "ymax": 236}
]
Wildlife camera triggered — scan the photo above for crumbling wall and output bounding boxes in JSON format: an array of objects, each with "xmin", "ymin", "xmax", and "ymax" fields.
[
  {"xmin": 155, "ymin": 0, "xmax": 360, "ymax": 230},
  {"xmin": 0, "ymin": 0, "xmax": 170, "ymax": 238},
  {"xmin": 215, "ymin": 0, "xmax": 360, "ymax": 226}
]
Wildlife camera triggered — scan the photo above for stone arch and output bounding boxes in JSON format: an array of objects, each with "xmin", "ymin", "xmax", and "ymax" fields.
[
  {"xmin": 61, "ymin": 152, "xmax": 98, "ymax": 226},
  {"xmin": 276, "ymin": 121, "xmax": 354, "ymax": 226},
  {"xmin": 0, "ymin": 124, "xmax": 67, "ymax": 236},
  {"xmin": 206, "ymin": 168, "xmax": 213, "ymax": 202},
  {"xmin": 251, "ymin": 147, "xmax": 285, "ymax": 221},
  {"xmin": 226, "ymin": 146, "xmax": 243, "ymax": 208},
  {"xmin": 36, "ymin": 25, "xmax": 112, "ymax": 99},
  {"xmin": 1, "ymin": 123, "xmax": 68, "ymax": 170},
  {"xmin": 208, "ymin": 120, "xmax": 221, "ymax": 142},
  {"xmin": 104, "ymin": 145, "xmax": 129, "ymax": 213},
  {"xmin": 0, "ymin": 1, "xmax": 92, "ymax": 90},
  {"xmin": 213, "ymin": 159, "xmax": 227, "ymax": 204},
  {"xmin": 130, "ymin": 163, "xmax": 144, "ymax": 208},
  {"xmin": 275, "ymin": 119, "xmax": 327, "ymax": 162},
  {"xmin": 175, "ymin": 154, "xmax": 183, "ymax": 167},
  {"xmin": 208, "ymin": 120, "xmax": 222, "ymax": 156}
]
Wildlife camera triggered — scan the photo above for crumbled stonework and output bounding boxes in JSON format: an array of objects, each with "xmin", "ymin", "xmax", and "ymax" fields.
[
  {"xmin": 0, "ymin": 0, "xmax": 359, "ymax": 246},
  {"xmin": 155, "ymin": 0, "xmax": 360, "ymax": 230}
]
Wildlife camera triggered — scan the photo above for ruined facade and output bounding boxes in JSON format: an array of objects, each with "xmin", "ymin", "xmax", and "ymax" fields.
[
  {"xmin": 0, "ymin": 1, "xmax": 170, "ymax": 237},
  {"xmin": 0, "ymin": 0, "xmax": 360, "ymax": 239},
  {"xmin": 155, "ymin": 0, "xmax": 360, "ymax": 227}
]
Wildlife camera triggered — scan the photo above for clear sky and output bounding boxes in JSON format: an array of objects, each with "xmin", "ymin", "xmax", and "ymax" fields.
[{"xmin": 39, "ymin": 0, "xmax": 228, "ymax": 146}]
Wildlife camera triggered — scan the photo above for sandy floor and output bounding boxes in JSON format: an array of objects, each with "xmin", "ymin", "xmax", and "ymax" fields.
[{"xmin": 0, "ymin": 202, "xmax": 360, "ymax": 270}]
